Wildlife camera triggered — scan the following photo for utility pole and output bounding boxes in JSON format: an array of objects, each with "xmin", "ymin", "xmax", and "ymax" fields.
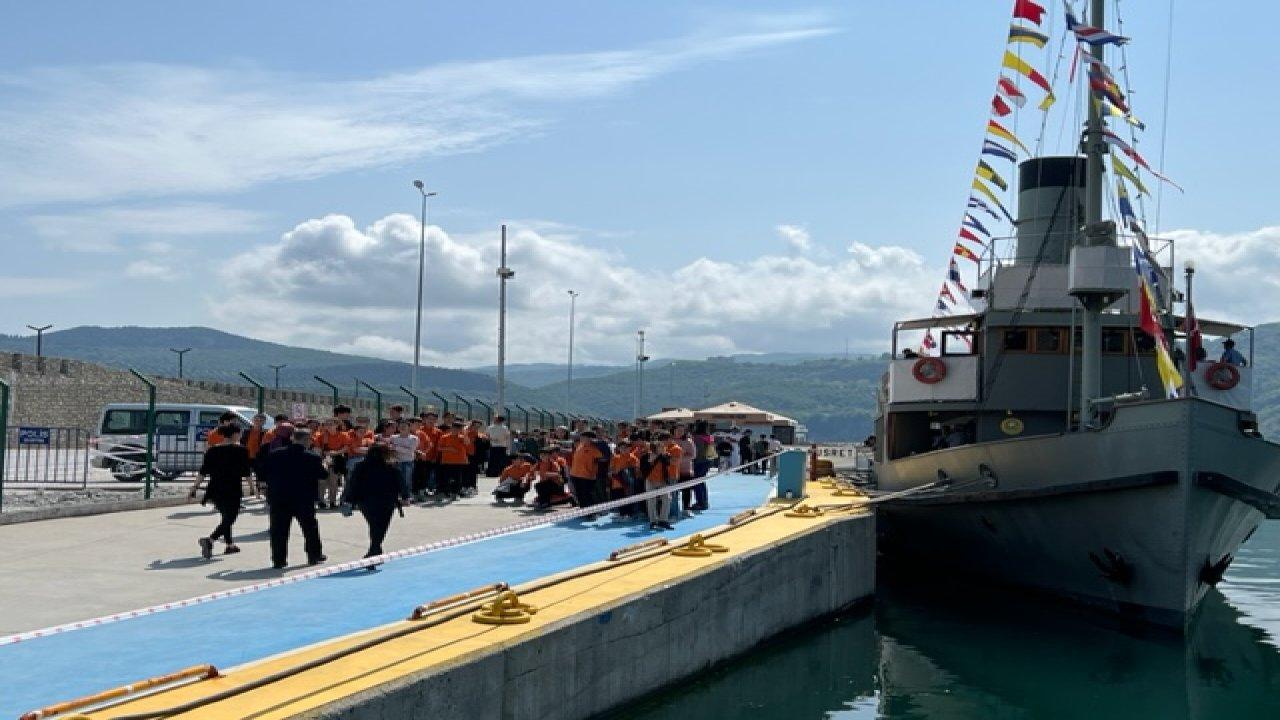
[
  {"xmin": 668, "ymin": 361, "xmax": 675, "ymax": 405},
  {"xmin": 269, "ymin": 364, "xmax": 287, "ymax": 389},
  {"xmin": 411, "ymin": 180, "xmax": 438, "ymax": 392},
  {"xmin": 496, "ymin": 224, "xmax": 514, "ymax": 414},
  {"xmin": 26, "ymin": 324, "xmax": 52, "ymax": 358},
  {"xmin": 566, "ymin": 290, "xmax": 579, "ymax": 411},
  {"xmin": 634, "ymin": 330, "xmax": 649, "ymax": 419},
  {"xmin": 169, "ymin": 347, "xmax": 192, "ymax": 379}
]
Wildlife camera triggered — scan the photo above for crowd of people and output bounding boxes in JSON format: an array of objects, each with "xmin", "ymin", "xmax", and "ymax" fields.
[{"xmin": 185, "ymin": 405, "xmax": 785, "ymax": 570}]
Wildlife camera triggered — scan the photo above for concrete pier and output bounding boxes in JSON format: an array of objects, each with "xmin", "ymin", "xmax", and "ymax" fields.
[
  {"xmin": 308, "ymin": 508, "xmax": 874, "ymax": 720},
  {"xmin": 5, "ymin": 474, "xmax": 874, "ymax": 720}
]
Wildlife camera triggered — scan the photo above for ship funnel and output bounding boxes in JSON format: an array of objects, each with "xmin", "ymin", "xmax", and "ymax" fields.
[{"xmin": 1015, "ymin": 156, "xmax": 1085, "ymax": 264}]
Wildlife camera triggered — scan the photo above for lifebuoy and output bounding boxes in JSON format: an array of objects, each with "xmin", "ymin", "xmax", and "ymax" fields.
[
  {"xmin": 1204, "ymin": 362, "xmax": 1240, "ymax": 391},
  {"xmin": 912, "ymin": 357, "xmax": 947, "ymax": 384}
]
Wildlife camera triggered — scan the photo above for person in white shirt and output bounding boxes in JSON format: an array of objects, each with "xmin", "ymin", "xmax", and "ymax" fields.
[
  {"xmin": 486, "ymin": 416, "xmax": 513, "ymax": 477},
  {"xmin": 727, "ymin": 428, "xmax": 742, "ymax": 468},
  {"xmin": 387, "ymin": 422, "xmax": 419, "ymax": 503}
]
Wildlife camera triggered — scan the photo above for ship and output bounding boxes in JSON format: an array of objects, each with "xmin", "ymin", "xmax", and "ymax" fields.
[{"xmin": 870, "ymin": 0, "xmax": 1280, "ymax": 628}]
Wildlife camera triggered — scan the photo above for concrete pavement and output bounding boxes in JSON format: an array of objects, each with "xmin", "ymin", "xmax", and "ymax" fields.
[{"xmin": 0, "ymin": 475, "xmax": 542, "ymax": 635}]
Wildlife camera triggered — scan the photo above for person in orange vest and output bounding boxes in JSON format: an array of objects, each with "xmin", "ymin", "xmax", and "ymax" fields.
[
  {"xmin": 240, "ymin": 413, "xmax": 269, "ymax": 498},
  {"xmin": 640, "ymin": 440, "xmax": 674, "ymax": 530},
  {"xmin": 608, "ymin": 439, "xmax": 639, "ymax": 516},
  {"xmin": 532, "ymin": 447, "xmax": 572, "ymax": 509},
  {"xmin": 342, "ymin": 416, "xmax": 375, "ymax": 499},
  {"xmin": 493, "ymin": 453, "xmax": 535, "ymax": 503},
  {"xmin": 204, "ymin": 411, "xmax": 240, "ymax": 447},
  {"xmin": 568, "ymin": 430, "xmax": 611, "ymax": 519},
  {"xmin": 436, "ymin": 422, "xmax": 471, "ymax": 500},
  {"xmin": 418, "ymin": 411, "xmax": 442, "ymax": 497},
  {"xmin": 408, "ymin": 417, "xmax": 434, "ymax": 502},
  {"xmin": 316, "ymin": 418, "xmax": 351, "ymax": 509}
]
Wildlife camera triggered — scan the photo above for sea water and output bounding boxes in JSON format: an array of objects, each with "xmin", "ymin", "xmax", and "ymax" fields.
[{"xmin": 615, "ymin": 522, "xmax": 1280, "ymax": 719}]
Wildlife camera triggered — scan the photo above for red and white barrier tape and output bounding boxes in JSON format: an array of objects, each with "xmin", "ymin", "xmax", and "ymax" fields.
[{"xmin": 0, "ymin": 455, "xmax": 781, "ymax": 648}]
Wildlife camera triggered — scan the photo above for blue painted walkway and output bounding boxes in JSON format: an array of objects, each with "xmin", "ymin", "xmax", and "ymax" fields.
[{"xmin": 0, "ymin": 474, "xmax": 772, "ymax": 718}]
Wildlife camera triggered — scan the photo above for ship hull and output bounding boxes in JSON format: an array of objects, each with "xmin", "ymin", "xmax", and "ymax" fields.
[{"xmin": 875, "ymin": 398, "xmax": 1280, "ymax": 628}]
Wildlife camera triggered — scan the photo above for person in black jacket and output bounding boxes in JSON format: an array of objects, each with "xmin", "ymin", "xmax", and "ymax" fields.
[
  {"xmin": 343, "ymin": 443, "xmax": 402, "ymax": 560},
  {"xmin": 262, "ymin": 428, "xmax": 328, "ymax": 569},
  {"xmin": 187, "ymin": 425, "xmax": 251, "ymax": 559}
]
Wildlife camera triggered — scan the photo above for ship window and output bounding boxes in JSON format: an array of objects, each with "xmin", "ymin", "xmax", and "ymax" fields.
[
  {"xmin": 942, "ymin": 331, "xmax": 977, "ymax": 356},
  {"xmin": 1001, "ymin": 329, "xmax": 1029, "ymax": 352},
  {"xmin": 1101, "ymin": 329, "xmax": 1127, "ymax": 354},
  {"xmin": 1132, "ymin": 330, "xmax": 1156, "ymax": 354},
  {"xmin": 1033, "ymin": 328, "xmax": 1064, "ymax": 353}
]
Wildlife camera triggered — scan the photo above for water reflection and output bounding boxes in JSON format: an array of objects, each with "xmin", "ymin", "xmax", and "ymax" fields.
[{"xmin": 617, "ymin": 526, "xmax": 1280, "ymax": 719}]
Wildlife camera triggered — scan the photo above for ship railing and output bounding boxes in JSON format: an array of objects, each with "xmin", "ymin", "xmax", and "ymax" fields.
[{"xmin": 977, "ymin": 232, "xmax": 1177, "ymax": 306}]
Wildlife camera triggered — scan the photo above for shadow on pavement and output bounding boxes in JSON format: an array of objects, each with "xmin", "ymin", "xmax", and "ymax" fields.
[
  {"xmin": 207, "ymin": 567, "xmax": 286, "ymax": 582},
  {"xmin": 148, "ymin": 557, "xmax": 217, "ymax": 570}
]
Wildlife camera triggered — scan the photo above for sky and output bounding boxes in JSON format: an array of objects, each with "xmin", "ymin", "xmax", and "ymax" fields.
[{"xmin": 3, "ymin": 1, "xmax": 1279, "ymax": 367}]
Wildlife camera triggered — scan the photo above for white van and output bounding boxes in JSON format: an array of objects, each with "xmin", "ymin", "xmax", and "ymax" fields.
[{"xmin": 90, "ymin": 403, "xmax": 269, "ymax": 482}]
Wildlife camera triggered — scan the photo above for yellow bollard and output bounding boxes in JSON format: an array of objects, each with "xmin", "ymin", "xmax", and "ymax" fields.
[
  {"xmin": 669, "ymin": 534, "xmax": 729, "ymax": 557},
  {"xmin": 785, "ymin": 504, "xmax": 824, "ymax": 518},
  {"xmin": 472, "ymin": 590, "xmax": 538, "ymax": 625}
]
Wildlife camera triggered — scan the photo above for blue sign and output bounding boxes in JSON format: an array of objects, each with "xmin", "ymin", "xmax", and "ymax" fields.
[{"xmin": 18, "ymin": 427, "xmax": 51, "ymax": 445}]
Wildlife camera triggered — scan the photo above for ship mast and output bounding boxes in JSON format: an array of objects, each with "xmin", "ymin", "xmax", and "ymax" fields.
[
  {"xmin": 1082, "ymin": 0, "xmax": 1106, "ymax": 232},
  {"xmin": 1074, "ymin": 0, "xmax": 1118, "ymax": 426}
]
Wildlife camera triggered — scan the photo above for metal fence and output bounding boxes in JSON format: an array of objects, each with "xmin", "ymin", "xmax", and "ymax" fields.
[{"xmin": 2, "ymin": 426, "xmax": 90, "ymax": 486}]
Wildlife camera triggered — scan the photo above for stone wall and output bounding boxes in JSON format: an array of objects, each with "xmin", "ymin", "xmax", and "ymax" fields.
[{"xmin": 1, "ymin": 353, "xmax": 383, "ymax": 430}]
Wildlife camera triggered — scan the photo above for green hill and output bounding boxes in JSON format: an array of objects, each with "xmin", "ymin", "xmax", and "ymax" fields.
[
  {"xmin": 535, "ymin": 355, "xmax": 888, "ymax": 441},
  {"xmin": 0, "ymin": 326, "xmax": 500, "ymax": 395}
]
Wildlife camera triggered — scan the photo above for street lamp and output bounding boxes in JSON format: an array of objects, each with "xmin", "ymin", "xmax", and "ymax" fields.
[
  {"xmin": 634, "ymin": 330, "xmax": 650, "ymax": 419},
  {"xmin": 566, "ymin": 290, "xmax": 579, "ymax": 411},
  {"xmin": 269, "ymin": 364, "xmax": 287, "ymax": 389},
  {"xmin": 169, "ymin": 347, "xmax": 192, "ymax": 379},
  {"xmin": 496, "ymin": 224, "xmax": 515, "ymax": 414},
  {"xmin": 412, "ymin": 180, "xmax": 438, "ymax": 392},
  {"xmin": 26, "ymin": 324, "xmax": 52, "ymax": 358}
]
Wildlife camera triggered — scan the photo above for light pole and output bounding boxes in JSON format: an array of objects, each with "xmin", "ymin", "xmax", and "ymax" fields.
[
  {"xmin": 566, "ymin": 290, "xmax": 579, "ymax": 411},
  {"xmin": 668, "ymin": 360, "xmax": 675, "ymax": 405},
  {"xmin": 269, "ymin": 364, "xmax": 287, "ymax": 389},
  {"xmin": 634, "ymin": 330, "xmax": 650, "ymax": 419},
  {"xmin": 496, "ymin": 224, "xmax": 514, "ymax": 414},
  {"xmin": 169, "ymin": 347, "xmax": 192, "ymax": 379},
  {"xmin": 26, "ymin": 324, "xmax": 52, "ymax": 358},
  {"xmin": 411, "ymin": 180, "xmax": 438, "ymax": 392}
]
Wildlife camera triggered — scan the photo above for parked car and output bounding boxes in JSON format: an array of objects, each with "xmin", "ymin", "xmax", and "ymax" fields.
[{"xmin": 90, "ymin": 403, "xmax": 269, "ymax": 482}]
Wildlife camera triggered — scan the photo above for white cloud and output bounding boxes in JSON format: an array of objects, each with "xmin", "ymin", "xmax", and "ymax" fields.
[
  {"xmin": 776, "ymin": 224, "xmax": 811, "ymax": 253},
  {"xmin": 0, "ymin": 277, "xmax": 89, "ymax": 298},
  {"xmin": 26, "ymin": 203, "xmax": 263, "ymax": 252},
  {"xmin": 124, "ymin": 259, "xmax": 177, "ymax": 280},
  {"xmin": 1165, "ymin": 226, "xmax": 1280, "ymax": 326},
  {"xmin": 0, "ymin": 16, "xmax": 836, "ymax": 208},
  {"xmin": 216, "ymin": 213, "xmax": 935, "ymax": 366}
]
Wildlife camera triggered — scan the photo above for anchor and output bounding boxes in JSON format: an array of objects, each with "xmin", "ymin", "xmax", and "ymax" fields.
[
  {"xmin": 1088, "ymin": 547, "xmax": 1135, "ymax": 587},
  {"xmin": 1199, "ymin": 554, "xmax": 1234, "ymax": 587}
]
